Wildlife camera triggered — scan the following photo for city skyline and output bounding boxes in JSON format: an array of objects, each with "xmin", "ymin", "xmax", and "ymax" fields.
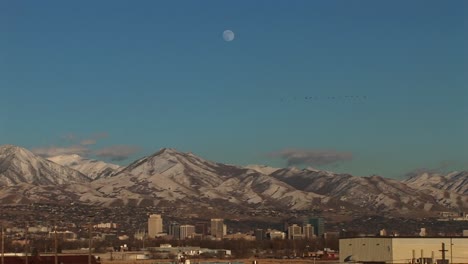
[{"xmin": 1, "ymin": 1, "xmax": 467, "ymax": 179}]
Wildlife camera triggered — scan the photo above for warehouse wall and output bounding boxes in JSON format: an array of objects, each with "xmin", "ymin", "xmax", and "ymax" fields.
[
  {"xmin": 340, "ymin": 237, "xmax": 392, "ymax": 263},
  {"xmin": 340, "ymin": 237, "xmax": 468, "ymax": 264}
]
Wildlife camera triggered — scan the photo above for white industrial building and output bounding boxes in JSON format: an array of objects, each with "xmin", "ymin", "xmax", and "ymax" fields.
[{"xmin": 340, "ymin": 237, "xmax": 468, "ymax": 264}]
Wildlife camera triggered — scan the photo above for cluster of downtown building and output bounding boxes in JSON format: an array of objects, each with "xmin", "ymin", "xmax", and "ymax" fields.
[
  {"xmin": 145, "ymin": 214, "xmax": 227, "ymax": 240},
  {"xmin": 145, "ymin": 214, "xmax": 325, "ymax": 241},
  {"xmin": 1, "ymin": 214, "xmax": 326, "ymax": 244}
]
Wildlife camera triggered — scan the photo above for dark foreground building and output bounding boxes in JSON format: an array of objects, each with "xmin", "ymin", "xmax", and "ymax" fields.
[{"xmin": 1, "ymin": 255, "xmax": 101, "ymax": 264}]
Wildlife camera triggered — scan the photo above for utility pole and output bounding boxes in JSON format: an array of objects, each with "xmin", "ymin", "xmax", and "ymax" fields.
[
  {"xmin": 88, "ymin": 222, "xmax": 92, "ymax": 264},
  {"xmin": 142, "ymin": 231, "xmax": 145, "ymax": 250},
  {"xmin": 88, "ymin": 216, "xmax": 94, "ymax": 264},
  {"xmin": 440, "ymin": 243, "xmax": 448, "ymax": 264},
  {"xmin": 1, "ymin": 225, "xmax": 4, "ymax": 264},
  {"xmin": 450, "ymin": 237, "xmax": 453, "ymax": 264},
  {"xmin": 25, "ymin": 225, "xmax": 28, "ymax": 264},
  {"xmin": 54, "ymin": 225, "xmax": 58, "ymax": 264}
]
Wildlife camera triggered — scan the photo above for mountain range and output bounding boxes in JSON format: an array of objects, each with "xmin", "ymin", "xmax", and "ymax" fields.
[{"xmin": 0, "ymin": 144, "xmax": 466, "ymax": 216}]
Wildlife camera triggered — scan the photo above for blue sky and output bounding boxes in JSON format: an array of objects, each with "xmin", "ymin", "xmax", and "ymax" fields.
[{"xmin": 1, "ymin": 0, "xmax": 467, "ymax": 178}]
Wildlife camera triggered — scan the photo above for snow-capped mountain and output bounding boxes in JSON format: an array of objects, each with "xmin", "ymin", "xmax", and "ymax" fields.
[
  {"xmin": 90, "ymin": 148, "xmax": 325, "ymax": 208},
  {"xmin": 403, "ymin": 171, "xmax": 468, "ymax": 209},
  {"xmin": 0, "ymin": 145, "xmax": 90, "ymax": 186},
  {"xmin": 270, "ymin": 167, "xmax": 467, "ymax": 212},
  {"xmin": 48, "ymin": 154, "xmax": 122, "ymax": 179},
  {"xmin": 405, "ymin": 171, "xmax": 468, "ymax": 195},
  {"xmin": 245, "ymin": 165, "xmax": 281, "ymax": 175},
  {"xmin": 0, "ymin": 145, "xmax": 466, "ymax": 215}
]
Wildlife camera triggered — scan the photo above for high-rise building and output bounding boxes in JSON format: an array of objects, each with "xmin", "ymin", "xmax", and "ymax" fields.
[
  {"xmin": 195, "ymin": 222, "xmax": 208, "ymax": 236},
  {"xmin": 304, "ymin": 217, "xmax": 324, "ymax": 237},
  {"xmin": 303, "ymin": 224, "xmax": 314, "ymax": 239},
  {"xmin": 210, "ymin": 218, "xmax": 224, "ymax": 239},
  {"xmin": 169, "ymin": 222, "xmax": 180, "ymax": 240},
  {"xmin": 255, "ymin": 229, "xmax": 265, "ymax": 241},
  {"xmin": 180, "ymin": 225, "xmax": 196, "ymax": 240},
  {"xmin": 288, "ymin": 224, "xmax": 303, "ymax": 239},
  {"xmin": 148, "ymin": 214, "xmax": 163, "ymax": 238}
]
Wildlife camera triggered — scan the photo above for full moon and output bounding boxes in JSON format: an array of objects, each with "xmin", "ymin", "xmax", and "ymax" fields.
[{"xmin": 223, "ymin": 30, "xmax": 235, "ymax": 42}]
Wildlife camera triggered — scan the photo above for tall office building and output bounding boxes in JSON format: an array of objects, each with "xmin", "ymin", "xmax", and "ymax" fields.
[
  {"xmin": 195, "ymin": 222, "xmax": 208, "ymax": 236},
  {"xmin": 148, "ymin": 214, "xmax": 163, "ymax": 238},
  {"xmin": 304, "ymin": 217, "xmax": 324, "ymax": 237},
  {"xmin": 169, "ymin": 222, "xmax": 180, "ymax": 240},
  {"xmin": 210, "ymin": 218, "xmax": 224, "ymax": 239},
  {"xmin": 303, "ymin": 224, "xmax": 314, "ymax": 239},
  {"xmin": 180, "ymin": 225, "xmax": 196, "ymax": 240},
  {"xmin": 288, "ymin": 224, "xmax": 303, "ymax": 239}
]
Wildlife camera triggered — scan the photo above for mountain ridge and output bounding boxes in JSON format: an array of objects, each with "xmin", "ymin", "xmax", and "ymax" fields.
[
  {"xmin": 0, "ymin": 145, "xmax": 90, "ymax": 186},
  {"xmin": 0, "ymin": 145, "xmax": 466, "ymax": 215}
]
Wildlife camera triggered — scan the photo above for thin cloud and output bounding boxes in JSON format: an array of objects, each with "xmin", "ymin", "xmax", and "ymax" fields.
[
  {"xmin": 95, "ymin": 145, "xmax": 141, "ymax": 161},
  {"xmin": 79, "ymin": 132, "xmax": 108, "ymax": 146},
  {"xmin": 59, "ymin": 132, "xmax": 109, "ymax": 146},
  {"xmin": 269, "ymin": 148, "xmax": 353, "ymax": 166},
  {"xmin": 32, "ymin": 145, "xmax": 90, "ymax": 157},
  {"xmin": 33, "ymin": 132, "xmax": 111, "ymax": 157},
  {"xmin": 61, "ymin": 133, "xmax": 77, "ymax": 142},
  {"xmin": 80, "ymin": 139, "xmax": 97, "ymax": 146},
  {"xmin": 91, "ymin": 132, "xmax": 109, "ymax": 140}
]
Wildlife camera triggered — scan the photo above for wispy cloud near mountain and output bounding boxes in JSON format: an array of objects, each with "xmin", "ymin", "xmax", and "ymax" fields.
[
  {"xmin": 95, "ymin": 145, "xmax": 141, "ymax": 161},
  {"xmin": 32, "ymin": 132, "xmax": 139, "ymax": 162},
  {"xmin": 32, "ymin": 145, "xmax": 90, "ymax": 157},
  {"xmin": 269, "ymin": 148, "xmax": 353, "ymax": 166}
]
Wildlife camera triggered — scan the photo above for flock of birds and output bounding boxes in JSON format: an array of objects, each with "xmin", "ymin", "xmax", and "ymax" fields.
[{"xmin": 280, "ymin": 95, "xmax": 368, "ymax": 102}]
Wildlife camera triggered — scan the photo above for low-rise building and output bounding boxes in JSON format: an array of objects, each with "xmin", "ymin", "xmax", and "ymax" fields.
[
  {"xmin": 223, "ymin": 232, "xmax": 255, "ymax": 240},
  {"xmin": 268, "ymin": 230, "xmax": 286, "ymax": 240}
]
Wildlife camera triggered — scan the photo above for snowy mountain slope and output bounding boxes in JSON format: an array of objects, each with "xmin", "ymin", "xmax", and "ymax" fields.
[
  {"xmin": 91, "ymin": 148, "xmax": 326, "ymax": 209},
  {"xmin": 403, "ymin": 171, "xmax": 468, "ymax": 210},
  {"xmin": 270, "ymin": 168, "xmax": 467, "ymax": 212},
  {"xmin": 404, "ymin": 171, "xmax": 468, "ymax": 195},
  {"xmin": 245, "ymin": 165, "xmax": 281, "ymax": 175},
  {"xmin": 48, "ymin": 154, "xmax": 122, "ymax": 179},
  {"xmin": 0, "ymin": 145, "xmax": 466, "ymax": 214},
  {"xmin": 0, "ymin": 145, "xmax": 90, "ymax": 186}
]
